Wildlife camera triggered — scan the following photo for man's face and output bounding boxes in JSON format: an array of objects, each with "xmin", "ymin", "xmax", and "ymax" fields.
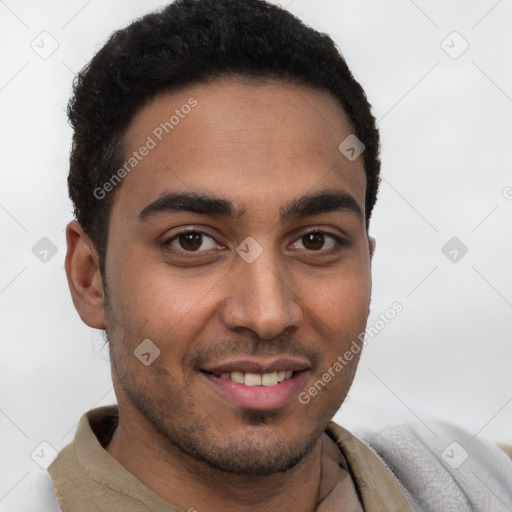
[{"xmin": 103, "ymin": 77, "xmax": 372, "ymax": 475}]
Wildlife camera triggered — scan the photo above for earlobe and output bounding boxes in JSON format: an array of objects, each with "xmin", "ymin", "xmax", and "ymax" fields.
[
  {"xmin": 369, "ymin": 236, "xmax": 376, "ymax": 259},
  {"xmin": 65, "ymin": 221, "xmax": 106, "ymax": 329}
]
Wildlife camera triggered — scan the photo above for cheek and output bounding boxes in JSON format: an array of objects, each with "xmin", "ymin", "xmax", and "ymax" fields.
[
  {"xmin": 296, "ymin": 264, "xmax": 371, "ymax": 384},
  {"xmin": 300, "ymin": 263, "xmax": 371, "ymax": 330},
  {"xmin": 107, "ymin": 255, "xmax": 221, "ymax": 354}
]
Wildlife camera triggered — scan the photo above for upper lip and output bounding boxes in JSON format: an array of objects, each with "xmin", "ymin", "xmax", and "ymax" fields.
[{"xmin": 202, "ymin": 357, "xmax": 311, "ymax": 374}]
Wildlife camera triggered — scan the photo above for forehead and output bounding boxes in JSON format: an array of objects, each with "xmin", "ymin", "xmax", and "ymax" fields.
[{"xmin": 114, "ymin": 77, "xmax": 367, "ymax": 221}]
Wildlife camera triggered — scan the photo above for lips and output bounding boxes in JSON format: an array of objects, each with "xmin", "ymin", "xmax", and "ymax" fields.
[
  {"xmin": 202, "ymin": 357, "xmax": 310, "ymax": 375},
  {"xmin": 201, "ymin": 357, "xmax": 311, "ymax": 409},
  {"xmin": 207, "ymin": 370, "xmax": 294, "ymax": 387},
  {"xmin": 202, "ymin": 357, "xmax": 309, "ymax": 387}
]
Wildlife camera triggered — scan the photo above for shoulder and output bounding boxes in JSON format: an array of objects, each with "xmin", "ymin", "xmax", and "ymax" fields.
[
  {"xmin": 360, "ymin": 420, "xmax": 512, "ymax": 511},
  {"xmin": 1, "ymin": 470, "xmax": 61, "ymax": 512}
]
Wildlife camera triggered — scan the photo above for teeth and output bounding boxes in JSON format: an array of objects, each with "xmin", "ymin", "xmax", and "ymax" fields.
[
  {"xmin": 215, "ymin": 370, "xmax": 295, "ymax": 386},
  {"xmin": 244, "ymin": 373, "xmax": 262, "ymax": 386},
  {"xmin": 230, "ymin": 371, "xmax": 245, "ymax": 384},
  {"xmin": 261, "ymin": 372, "xmax": 279, "ymax": 386}
]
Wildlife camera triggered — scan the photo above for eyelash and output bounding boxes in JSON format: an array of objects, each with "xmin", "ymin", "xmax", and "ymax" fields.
[
  {"xmin": 292, "ymin": 229, "xmax": 346, "ymax": 252},
  {"xmin": 161, "ymin": 228, "xmax": 346, "ymax": 255},
  {"xmin": 162, "ymin": 229, "xmax": 224, "ymax": 254}
]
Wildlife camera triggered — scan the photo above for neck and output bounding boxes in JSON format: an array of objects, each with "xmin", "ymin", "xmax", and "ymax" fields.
[{"xmin": 106, "ymin": 404, "xmax": 323, "ymax": 512}]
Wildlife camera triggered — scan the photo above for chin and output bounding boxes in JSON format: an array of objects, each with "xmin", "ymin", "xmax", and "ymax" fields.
[
  {"xmin": 146, "ymin": 399, "xmax": 323, "ymax": 476},
  {"xmin": 180, "ymin": 427, "xmax": 321, "ymax": 476}
]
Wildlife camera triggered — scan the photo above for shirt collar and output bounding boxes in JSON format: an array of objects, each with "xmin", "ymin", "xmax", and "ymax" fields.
[
  {"xmin": 52, "ymin": 406, "xmax": 411, "ymax": 511},
  {"xmin": 325, "ymin": 422, "xmax": 412, "ymax": 511}
]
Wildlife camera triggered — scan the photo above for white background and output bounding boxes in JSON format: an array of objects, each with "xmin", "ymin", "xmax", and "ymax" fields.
[{"xmin": 1, "ymin": 0, "xmax": 511, "ymax": 503}]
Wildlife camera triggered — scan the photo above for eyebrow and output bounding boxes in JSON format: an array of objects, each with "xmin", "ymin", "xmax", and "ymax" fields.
[
  {"xmin": 138, "ymin": 192, "xmax": 240, "ymax": 221},
  {"xmin": 138, "ymin": 189, "xmax": 363, "ymax": 222},
  {"xmin": 280, "ymin": 189, "xmax": 363, "ymax": 221}
]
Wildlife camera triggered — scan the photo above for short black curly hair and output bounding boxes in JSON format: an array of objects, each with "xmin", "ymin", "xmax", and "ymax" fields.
[{"xmin": 68, "ymin": 0, "xmax": 380, "ymax": 277}]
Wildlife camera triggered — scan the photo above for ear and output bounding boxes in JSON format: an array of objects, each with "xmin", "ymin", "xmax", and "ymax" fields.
[
  {"xmin": 65, "ymin": 221, "xmax": 106, "ymax": 329},
  {"xmin": 368, "ymin": 236, "xmax": 376, "ymax": 259}
]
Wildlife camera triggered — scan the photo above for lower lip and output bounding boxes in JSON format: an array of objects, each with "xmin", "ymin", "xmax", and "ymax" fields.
[{"xmin": 202, "ymin": 371, "xmax": 308, "ymax": 410}]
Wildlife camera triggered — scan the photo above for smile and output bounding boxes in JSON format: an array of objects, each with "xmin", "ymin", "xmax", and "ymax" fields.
[
  {"xmin": 208, "ymin": 370, "xmax": 294, "ymax": 387},
  {"xmin": 201, "ymin": 369, "xmax": 309, "ymax": 410}
]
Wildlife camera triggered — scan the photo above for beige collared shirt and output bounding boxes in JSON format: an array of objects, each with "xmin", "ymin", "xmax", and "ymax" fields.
[{"xmin": 48, "ymin": 406, "xmax": 411, "ymax": 511}]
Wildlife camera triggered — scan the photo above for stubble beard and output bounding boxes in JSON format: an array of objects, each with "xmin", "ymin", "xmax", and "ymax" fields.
[{"xmin": 107, "ymin": 336, "xmax": 326, "ymax": 476}]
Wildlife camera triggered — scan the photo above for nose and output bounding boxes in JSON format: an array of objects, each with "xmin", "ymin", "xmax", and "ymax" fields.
[{"xmin": 220, "ymin": 251, "xmax": 303, "ymax": 340}]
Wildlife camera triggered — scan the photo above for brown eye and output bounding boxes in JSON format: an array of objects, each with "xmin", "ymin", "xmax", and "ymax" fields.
[
  {"xmin": 302, "ymin": 232, "xmax": 325, "ymax": 250},
  {"xmin": 162, "ymin": 229, "xmax": 225, "ymax": 258},
  {"xmin": 178, "ymin": 232, "xmax": 203, "ymax": 251},
  {"xmin": 165, "ymin": 231, "xmax": 220, "ymax": 252},
  {"xmin": 289, "ymin": 231, "xmax": 341, "ymax": 252}
]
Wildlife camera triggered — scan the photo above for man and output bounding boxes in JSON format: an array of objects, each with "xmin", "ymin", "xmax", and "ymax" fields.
[{"xmin": 14, "ymin": 0, "xmax": 512, "ymax": 510}]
